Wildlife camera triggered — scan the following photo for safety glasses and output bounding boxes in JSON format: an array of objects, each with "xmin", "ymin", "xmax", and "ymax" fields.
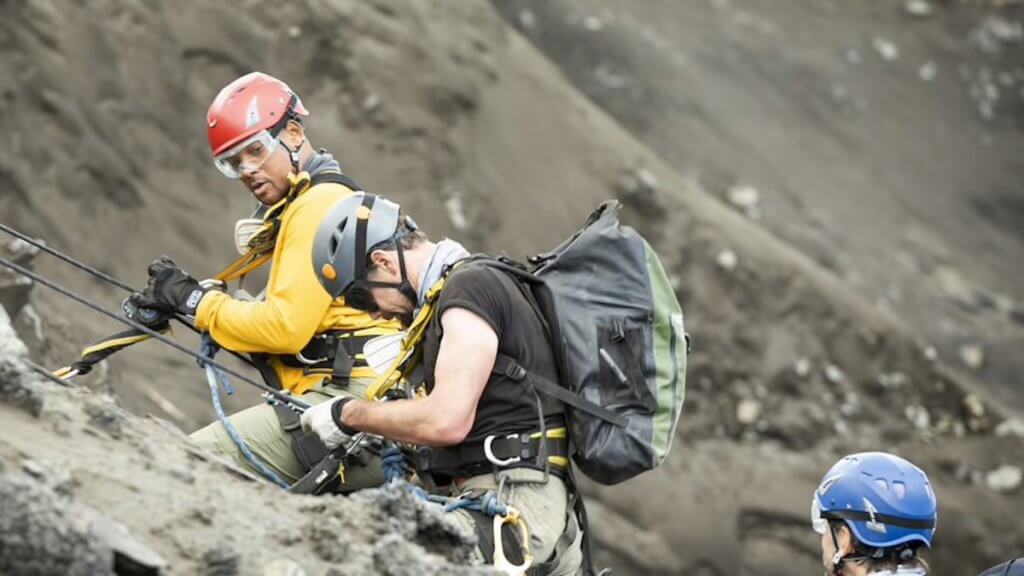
[{"xmin": 213, "ymin": 130, "xmax": 280, "ymax": 179}]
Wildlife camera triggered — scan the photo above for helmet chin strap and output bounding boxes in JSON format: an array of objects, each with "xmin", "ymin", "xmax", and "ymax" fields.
[
  {"xmin": 828, "ymin": 522, "xmax": 872, "ymax": 576},
  {"xmin": 829, "ymin": 523, "xmax": 847, "ymax": 576},
  {"xmin": 283, "ymin": 137, "xmax": 305, "ymax": 175},
  {"xmin": 393, "ymin": 240, "xmax": 419, "ymax": 305}
]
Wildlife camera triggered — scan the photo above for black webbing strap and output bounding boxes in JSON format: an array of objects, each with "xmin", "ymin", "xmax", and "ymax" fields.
[
  {"xmin": 310, "ymin": 170, "xmax": 362, "ymax": 192},
  {"xmin": 565, "ymin": 463, "xmax": 604, "ymax": 576},
  {"xmin": 251, "ymin": 353, "xmax": 337, "ymax": 478},
  {"xmin": 249, "ymin": 353, "xmax": 283, "ymax": 389},
  {"xmin": 492, "ymin": 355, "xmax": 628, "ymax": 428},
  {"xmin": 276, "ymin": 333, "xmax": 374, "ymax": 386},
  {"xmin": 271, "ymin": 403, "xmax": 329, "ymax": 473},
  {"xmin": 352, "ymin": 193, "xmax": 375, "ymax": 291},
  {"xmin": 415, "ymin": 434, "xmax": 569, "ymax": 478},
  {"xmin": 821, "ymin": 509, "xmax": 935, "ymax": 530}
]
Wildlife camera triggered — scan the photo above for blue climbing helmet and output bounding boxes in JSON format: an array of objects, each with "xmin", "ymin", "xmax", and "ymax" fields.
[{"xmin": 812, "ymin": 452, "xmax": 937, "ymax": 552}]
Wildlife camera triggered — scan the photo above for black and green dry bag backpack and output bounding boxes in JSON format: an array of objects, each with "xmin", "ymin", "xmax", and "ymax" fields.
[{"xmin": 478, "ymin": 200, "xmax": 688, "ymax": 485}]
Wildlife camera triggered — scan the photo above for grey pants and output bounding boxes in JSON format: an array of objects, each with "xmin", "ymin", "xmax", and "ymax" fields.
[
  {"xmin": 189, "ymin": 379, "xmax": 384, "ymax": 492},
  {"xmin": 444, "ymin": 468, "xmax": 584, "ymax": 576}
]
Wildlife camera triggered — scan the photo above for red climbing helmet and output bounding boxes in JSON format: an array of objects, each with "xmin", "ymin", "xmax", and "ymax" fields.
[{"xmin": 206, "ymin": 72, "xmax": 309, "ymax": 178}]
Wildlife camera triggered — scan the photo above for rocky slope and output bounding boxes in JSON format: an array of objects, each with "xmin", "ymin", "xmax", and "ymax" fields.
[
  {"xmin": 0, "ymin": 306, "xmax": 489, "ymax": 576},
  {"xmin": 1, "ymin": 0, "xmax": 1021, "ymax": 574}
]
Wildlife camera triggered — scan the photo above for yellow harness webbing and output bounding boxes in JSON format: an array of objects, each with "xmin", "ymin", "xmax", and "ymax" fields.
[
  {"xmin": 364, "ymin": 276, "xmax": 449, "ymax": 401},
  {"xmin": 214, "ymin": 171, "xmax": 322, "ymax": 283}
]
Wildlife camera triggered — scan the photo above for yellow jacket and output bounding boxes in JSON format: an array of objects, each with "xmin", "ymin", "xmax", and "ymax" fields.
[{"xmin": 195, "ymin": 179, "xmax": 400, "ymax": 395}]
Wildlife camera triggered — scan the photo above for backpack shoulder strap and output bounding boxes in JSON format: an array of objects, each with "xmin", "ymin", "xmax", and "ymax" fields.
[{"xmin": 310, "ymin": 170, "xmax": 362, "ymax": 192}]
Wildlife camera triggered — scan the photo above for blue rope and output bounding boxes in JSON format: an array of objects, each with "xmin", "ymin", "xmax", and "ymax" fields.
[
  {"xmin": 381, "ymin": 445, "xmax": 408, "ymax": 484},
  {"xmin": 398, "ymin": 479, "xmax": 508, "ymax": 516},
  {"xmin": 199, "ymin": 334, "xmax": 289, "ymax": 489},
  {"xmin": 443, "ymin": 492, "xmax": 508, "ymax": 516}
]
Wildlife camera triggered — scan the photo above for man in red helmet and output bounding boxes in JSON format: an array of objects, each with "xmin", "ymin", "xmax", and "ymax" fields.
[{"xmin": 127, "ymin": 72, "xmax": 401, "ymax": 491}]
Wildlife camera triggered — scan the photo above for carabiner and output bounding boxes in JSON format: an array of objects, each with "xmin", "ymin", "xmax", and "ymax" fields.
[
  {"xmin": 484, "ymin": 433, "xmax": 522, "ymax": 467},
  {"xmin": 492, "ymin": 507, "xmax": 533, "ymax": 576}
]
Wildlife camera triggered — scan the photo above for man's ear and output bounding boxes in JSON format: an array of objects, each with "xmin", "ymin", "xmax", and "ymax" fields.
[
  {"xmin": 282, "ymin": 119, "xmax": 305, "ymax": 148},
  {"xmin": 369, "ymin": 250, "xmax": 395, "ymax": 275},
  {"xmin": 837, "ymin": 524, "xmax": 856, "ymax": 556}
]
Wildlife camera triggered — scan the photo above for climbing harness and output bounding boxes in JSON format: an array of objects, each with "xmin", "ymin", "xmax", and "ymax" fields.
[{"xmin": 392, "ymin": 471, "xmax": 534, "ymax": 576}]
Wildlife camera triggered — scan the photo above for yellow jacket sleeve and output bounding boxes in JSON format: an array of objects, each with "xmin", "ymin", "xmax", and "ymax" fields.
[{"xmin": 195, "ymin": 187, "xmax": 337, "ymax": 354}]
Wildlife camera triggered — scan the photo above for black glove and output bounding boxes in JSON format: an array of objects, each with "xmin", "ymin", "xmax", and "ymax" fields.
[
  {"xmin": 128, "ymin": 256, "xmax": 209, "ymax": 319},
  {"xmin": 121, "ymin": 296, "xmax": 172, "ymax": 329}
]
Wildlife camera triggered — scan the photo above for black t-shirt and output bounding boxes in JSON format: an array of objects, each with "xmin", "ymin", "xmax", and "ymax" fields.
[{"xmin": 421, "ymin": 263, "xmax": 565, "ymax": 443}]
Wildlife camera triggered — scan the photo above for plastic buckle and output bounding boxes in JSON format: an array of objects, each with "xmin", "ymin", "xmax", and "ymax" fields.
[
  {"xmin": 503, "ymin": 361, "xmax": 527, "ymax": 381},
  {"xmin": 484, "ymin": 433, "xmax": 521, "ymax": 467}
]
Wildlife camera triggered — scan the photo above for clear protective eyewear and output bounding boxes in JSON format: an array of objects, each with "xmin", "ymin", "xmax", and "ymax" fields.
[
  {"xmin": 213, "ymin": 130, "xmax": 280, "ymax": 179},
  {"xmin": 811, "ymin": 496, "xmax": 829, "ymax": 534}
]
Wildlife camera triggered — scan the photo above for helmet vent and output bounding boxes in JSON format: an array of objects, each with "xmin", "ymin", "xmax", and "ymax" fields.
[
  {"xmin": 893, "ymin": 481, "xmax": 906, "ymax": 499},
  {"xmin": 875, "ymin": 478, "xmax": 889, "ymax": 492},
  {"xmin": 329, "ymin": 220, "xmax": 348, "ymax": 258}
]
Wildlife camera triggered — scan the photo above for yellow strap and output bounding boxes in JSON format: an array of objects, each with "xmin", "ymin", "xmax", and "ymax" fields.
[
  {"xmin": 214, "ymin": 171, "xmax": 317, "ymax": 282},
  {"xmin": 341, "ymin": 326, "xmax": 401, "ymax": 338},
  {"xmin": 363, "ymin": 264, "xmax": 476, "ymax": 400},
  {"xmin": 546, "ymin": 456, "xmax": 569, "ymax": 468},
  {"xmin": 364, "ymin": 281, "xmax": 444, "ymax": 400},
  {"xmin": 80, "ymin": 333, "xmax": 152, "ymax": 357},
  {"xmin": 215, "ymin": 251, "xmax": 272, "ymax": 283},
  {"xmin": 529, "ymin": 427, "xmax": 567, "ymax": 440},
  {"xmin": 52, "ymin": 366, "xmax": 74, "ymax": 378}
]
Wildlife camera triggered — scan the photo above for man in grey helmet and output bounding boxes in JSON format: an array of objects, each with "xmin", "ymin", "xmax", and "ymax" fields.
[{"xmin": 301, "ymin": 192, "xmax": 585, "ymax": 575}]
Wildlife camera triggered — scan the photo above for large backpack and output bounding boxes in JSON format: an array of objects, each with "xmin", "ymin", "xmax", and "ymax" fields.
[{"xmin": 475, "ymin": 200, "xmax": 688, "ymax": 485}]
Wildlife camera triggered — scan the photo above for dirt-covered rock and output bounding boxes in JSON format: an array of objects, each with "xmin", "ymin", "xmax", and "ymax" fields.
[{"xmin": 0, "ymin": 308, "xmax": 489, "ymax": 575}]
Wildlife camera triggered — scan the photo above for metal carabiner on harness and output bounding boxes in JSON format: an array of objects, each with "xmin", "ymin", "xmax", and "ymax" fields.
[
  {"xmin": 484, "ymin": 433, "xmax": 523, "ymax": 467},
  {"xmin": 492, "ymin": 506, "xmax": 534, "ymax": 576},
  {"xmin": 294, "ymin": 350, "xmax": 328, "ymax": 365}
]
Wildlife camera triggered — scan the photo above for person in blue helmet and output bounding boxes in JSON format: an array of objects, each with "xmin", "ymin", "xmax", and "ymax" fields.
[{"xmin": 811, "ymin": 452, "xmax": 938, "ymax": 575}]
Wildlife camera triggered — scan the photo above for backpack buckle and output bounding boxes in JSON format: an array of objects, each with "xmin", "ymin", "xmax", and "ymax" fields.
[
  {"xmin": 503, "ymin": 361, "xmax": 527, "ymax": 382},
  {"xmin": 483, "ymin": 433, "xmax": 522, "ymax": 467}
]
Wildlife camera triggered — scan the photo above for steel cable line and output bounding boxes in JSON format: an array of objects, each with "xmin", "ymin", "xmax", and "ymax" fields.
[
  {"xmin": 0, "ymin": 222, "xmax": 259, "ymax": 370},
  {"xmin": 0, "ymin": 255, "xmax": 309, "ymax": 410}
]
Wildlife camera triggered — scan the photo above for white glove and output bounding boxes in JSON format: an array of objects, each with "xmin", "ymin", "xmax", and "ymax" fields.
[{"xmin": 300, "ymin": 398, "xmax": 351, "ymax": 450}]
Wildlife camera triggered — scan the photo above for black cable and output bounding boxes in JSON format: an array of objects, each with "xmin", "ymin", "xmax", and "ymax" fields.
[
  {"xmin": 0, "ymin": 222, "xmax": 258, "ymax": 370},
  {"xmin": 0, "ymin": 255, "xmax": 309, "ymax": 410},
  {"xmin": 23, "ymin": 358, "xmax": 75, "ymax": 388},
  {"xmin": 0, "ymin": 222, "xmax": 136, "ymax": 292}
]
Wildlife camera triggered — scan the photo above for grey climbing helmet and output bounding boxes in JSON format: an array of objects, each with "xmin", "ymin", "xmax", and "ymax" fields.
[{"xmin": 312, "ymin": 192, "xmax": 418, "ymax": 310}]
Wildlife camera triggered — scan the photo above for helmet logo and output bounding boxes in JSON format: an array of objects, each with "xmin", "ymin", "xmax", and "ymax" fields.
[
  {"xmin": 246, "ymin": 96, "xmax": 261, "ymax": 129},
  {"xmin": 863, "ymin": 498, "xmax": 887, "ymax": 534}
]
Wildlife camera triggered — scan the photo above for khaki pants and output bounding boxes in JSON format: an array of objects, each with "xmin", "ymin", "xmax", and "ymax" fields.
[
  {"xmin": 190, "ymin": 378, "xmax": 384, "ymax": 492},
  {"xmin": 444, "ymin": 468, "xmax": 584, "ymax": 576}
]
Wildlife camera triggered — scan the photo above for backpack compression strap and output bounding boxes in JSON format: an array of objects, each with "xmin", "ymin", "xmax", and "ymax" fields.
[{"xmin": 492, "ymin": 355, "xmax": 627, "ymax": 428}]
